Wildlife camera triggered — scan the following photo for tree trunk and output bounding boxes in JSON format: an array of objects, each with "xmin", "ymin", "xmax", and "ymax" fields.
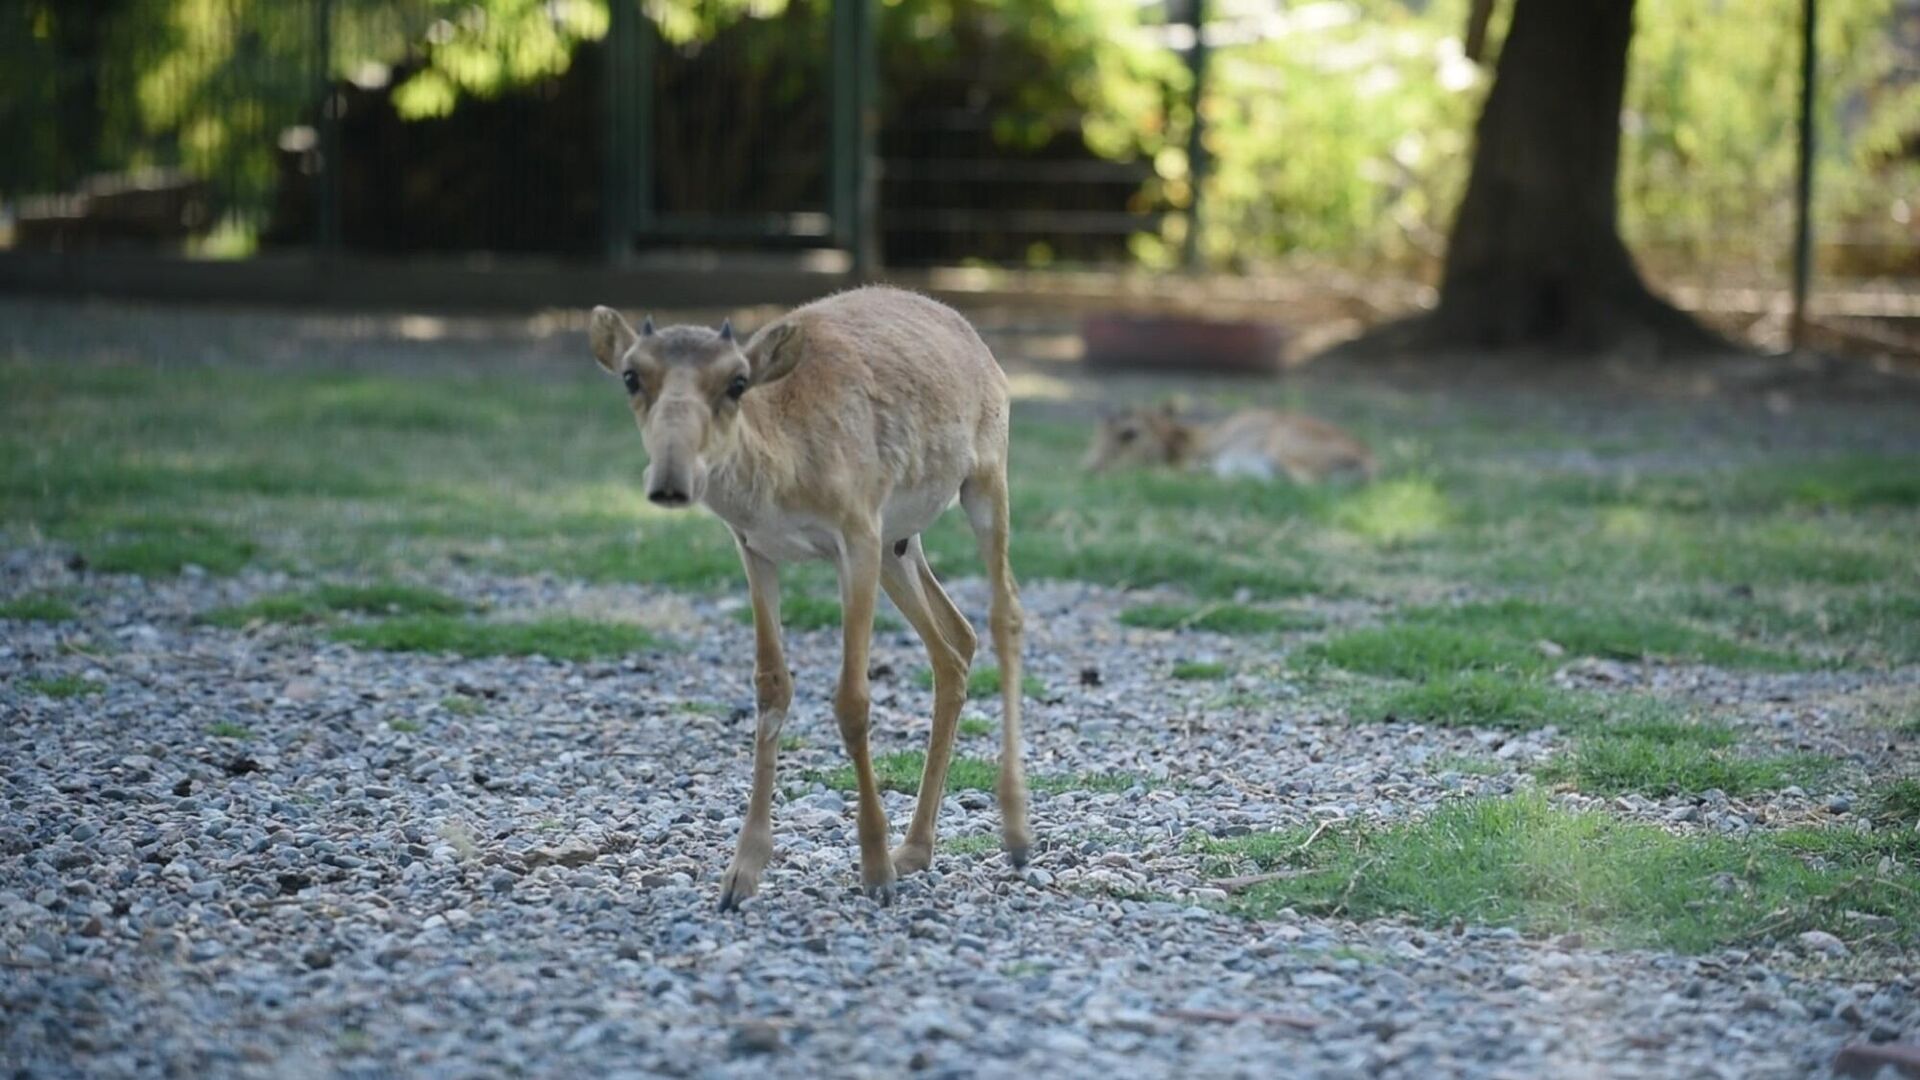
[{"xmin": 1361, "ymin": 0, "xmax": 1727, "ymax": 356}]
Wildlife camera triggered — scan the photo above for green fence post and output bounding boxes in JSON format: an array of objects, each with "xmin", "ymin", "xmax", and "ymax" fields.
[
  {"xmin": 603, "ymin": 0, "xmax": 637, "ymax": 265},
  {"xmin": 313, "ymin": 0, "xmax": 342, "ymax": 256},
  {"xmin": 1181, "ymin": 0, "xmax": 1209, "ymax": 271},
  {"xmin": 831, "ymin": 0, "xmax": 878, "ymax": 276},
  {"xmin": 1789, "ymin": 0, "xmax": 1818, "ymax": 351}
]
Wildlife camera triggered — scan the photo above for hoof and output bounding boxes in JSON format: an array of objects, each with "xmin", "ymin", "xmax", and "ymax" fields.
[
  {"xmin": 1005, "ymin": 842, "xmax": 1031, "ymax": 869},
  {"xmin": 890, "ymin": 842, "xmax": 933, "ymax": 877},
  {"xmin": 862, "ymin": 859, "xmax": 898, "ymax": 906},
  {"xmin": 718, "ymin": 866, "xmax": 760, "ymax": 912}
]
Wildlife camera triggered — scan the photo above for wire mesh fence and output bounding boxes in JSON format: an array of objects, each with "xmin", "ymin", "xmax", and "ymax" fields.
[{"xmin": 1, "ymin": 0, "xmax": 1915, "ymax": 353}]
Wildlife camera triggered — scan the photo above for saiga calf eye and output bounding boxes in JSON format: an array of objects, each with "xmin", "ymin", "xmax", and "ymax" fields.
[
  {"xmin": 622, "ymin": 370, "xmax": 641, "ymax": 396},
  {"xmin": 726, "ymin": 375, "xmax": 749, "ymax": 401}
]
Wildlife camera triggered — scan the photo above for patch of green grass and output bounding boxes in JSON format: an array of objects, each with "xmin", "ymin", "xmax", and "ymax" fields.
[
  {"xmin": 730, "ymin": 594, "xmax": 902, "ymax": 632},
  {"xmin": 1306, "ymin": 625, "xmax": 1546, "ymax": 680},
  {"xmin": 1433, "ymin": 600, "xmax": 1801, "ymax": 670},
  {"xmin": 0, "ymin": 593, "xmax": 77, "ymax": 622},
  {"xmin": 1354, "ymin": 672, "xmax": 1612, "ymax": 729},
  {"xmin": 1204, "ymin": 792, "xmax": 1920, "ymax": 952},
  {"xmin": 438, "ymin": 695, "xmax": 483, "ymax": 717},
  {"xmin": 1538, "ymin": 736, "xmax": 1831, "ymax": 797},
  {"xmin": 676, "ymin": 700, "xmax": 729, "ymax": 717},
  {"xmin": 1171, "ymin": 660, "xmax": 1231, "ymax": 681},
  {"xmin": 206, "ymin": 721, "xmax": 252, "ymax": 739},
  {"xmin": 806, "ymin": 750, "xmax": 1148, "ymax": 797},
  {"xmin": 1309, "ymin": 600, "xmax": 1801, "ymax": 679},
  {"xmin": 330, "ymin": 616, "xmax": 657, "ymax": 661},
  {"xmin": 958, "ymin": 716, "xmax": 993, "ymax": 738},
  {"xmin": 779, "ymin": 734, "xmax": 807, "ymax": 752},
  {"xmin": 1868, "ymin": 778, "xmax": 1920, "ymax": 828},
  {"xmin": 943, "ymin": 833, "xmax": 1001, "ymax": 855},
  {"xmin": 1331, "ymin": 477, "xmax": 1450, "ymax": 544},
  {"xmin": 1120, "ymin": 602, "xmax": 1318, "ymax": 635},
  {"xmin": 204, "ymin": 582, "xmax": 471, "ymax": 628},
  {"xmin": 84, "ymin": 519, "xmax": 257, "ymax": 577},
  {"xmin": 20, "ymin": 674, "xmax": 103, "ymax": 699},
  {"xmin": 912, "ymin": 665, "xmax": 1046, "ymax": 701},
  {"xmin": 389, "ymin": 717, "xmax": 424, "ymax": 733}
]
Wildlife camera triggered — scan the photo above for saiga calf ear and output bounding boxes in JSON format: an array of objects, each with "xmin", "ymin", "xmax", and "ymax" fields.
[
  {"xmin": 590, "ymin": 306, "xmax": 638, "ymax": 374},
  {"xmin": 744, "ymin": 321, "xmax": 805, "ymax": 387}
]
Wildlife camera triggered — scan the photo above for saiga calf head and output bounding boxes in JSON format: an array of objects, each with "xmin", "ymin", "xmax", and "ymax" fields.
[{"xmin": 589, "ymin": 307, "xmax": 802, "ymax": 507}]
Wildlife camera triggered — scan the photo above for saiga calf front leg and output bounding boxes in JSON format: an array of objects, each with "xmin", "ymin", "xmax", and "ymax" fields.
[
  {"xmin": 833, "ymin": 523, "xmax": 897, "ymax": 902},
  {"xmin": 718, "ymin": 540, "xmax": 789, "ymax": 912}
]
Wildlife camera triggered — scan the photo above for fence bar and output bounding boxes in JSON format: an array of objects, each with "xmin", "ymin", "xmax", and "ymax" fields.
[
  {"xmin": 1790, "ymin": 0, "xmax": 1818, "ymax": 350},
  {"xmin": 830, "ymin": 0, "xmax": 878, "ymax": 275},
  {"xmin": 313, "ymin": 0, "xmax": 341, "ymax": 256},
  {"xmin": 604, "ymin": 0, "xmax": 637, "ymax": 263},
  {"xmin": 1181, "ymin": 0, "xmax": 1209, "ymax": 269}
]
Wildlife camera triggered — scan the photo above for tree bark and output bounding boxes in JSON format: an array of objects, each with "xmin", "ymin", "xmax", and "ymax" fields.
[{"xmin": 1357, "ymin": 0, "xmax": 1728, "ymax": 356}]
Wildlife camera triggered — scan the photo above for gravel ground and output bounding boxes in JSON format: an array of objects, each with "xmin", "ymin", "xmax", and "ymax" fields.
[{"xmin": 5, "ymin": 552, "xmax": 1918, "ymax": 1079}]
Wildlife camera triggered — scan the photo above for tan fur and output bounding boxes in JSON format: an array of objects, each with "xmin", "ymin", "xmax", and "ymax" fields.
[
  {"xmin": 1082, "ymin": 402, "xmax": 1375, "ymax": 484},
  {"xmin": 589, "ymin": 286, "xmax": 1029, "ymax": 909}
]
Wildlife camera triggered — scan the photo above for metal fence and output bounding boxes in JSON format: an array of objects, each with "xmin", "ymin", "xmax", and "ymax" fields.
[{"xmin": 1, "ymin": 0, "xmax": 1915, "ymax": 354}]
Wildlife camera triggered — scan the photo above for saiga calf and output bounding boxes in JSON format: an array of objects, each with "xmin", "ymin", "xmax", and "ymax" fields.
[{"xmin": 589, "ymin": 286, "xmax": 1029, "ymax": 908}]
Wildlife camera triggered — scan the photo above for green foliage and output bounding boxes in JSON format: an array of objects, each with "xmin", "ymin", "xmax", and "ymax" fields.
[
  {"xmin": 329, "ymin": 616, "xmax": 657, "ymax": 661},
  {"xmin": 20, "ymin": 674, "xmax": 104, "ymax": 699},
  {"xmin": 0, "ymin": 592, "xmax": 76, "ymax": 622},
  {"xmin": 1120, "ymin": 602, "xmax": 1318, "ymax": 635},
  {"xmin": 1622, "ymin": 0, "xmax": 1920, "ymax": 279},
  {"xmin": 1204, "ymin": 793, "xmax": 1920, "ymax": 952},
  {"xmin": 206, "ymin": 721, "xmax": 252, "ymax": 739},
  {"xmin": 1171, "ymin": 660, "xmax": 1230, "ymax": 681},
  {"xmin": 958, "ymin": 716, "xmax": 994, "ymax": 738}
]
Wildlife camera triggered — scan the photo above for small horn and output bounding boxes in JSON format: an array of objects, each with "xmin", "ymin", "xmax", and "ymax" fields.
[
  {"xmin": 641, "ymin": 315, "xmax": 655, "ymax": 336},
  {"xmin": 718, "ymin": 317, "xmax": 734, "ymax": 342}
]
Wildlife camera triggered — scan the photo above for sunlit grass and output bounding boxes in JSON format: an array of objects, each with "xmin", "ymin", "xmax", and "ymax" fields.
[
  {"xmin": 1332, "ymin": 477, "xmax": 1450, "ymax": 544},
  {"xmin": 1199, "ymin": 793, "xmax": 1920, "ymax": 952}
]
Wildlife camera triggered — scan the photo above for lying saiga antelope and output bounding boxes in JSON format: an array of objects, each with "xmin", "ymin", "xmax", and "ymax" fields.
[
  {"xmin": 1082, "ymin": 402, "xmax": 1375, "ymax": 483},
  {"xmin": 589, "ymin": 286, "xmax": 1028, "ymax": 909}
]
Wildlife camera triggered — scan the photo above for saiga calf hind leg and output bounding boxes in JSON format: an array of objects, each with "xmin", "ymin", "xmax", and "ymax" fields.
[
  {"xmin": 960, "ymin": 465, "xmax": 1030, "ymax": 866},
  {"xmin": 879, "ymin": 537, "xmax": 977, "ymax": 876}
]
